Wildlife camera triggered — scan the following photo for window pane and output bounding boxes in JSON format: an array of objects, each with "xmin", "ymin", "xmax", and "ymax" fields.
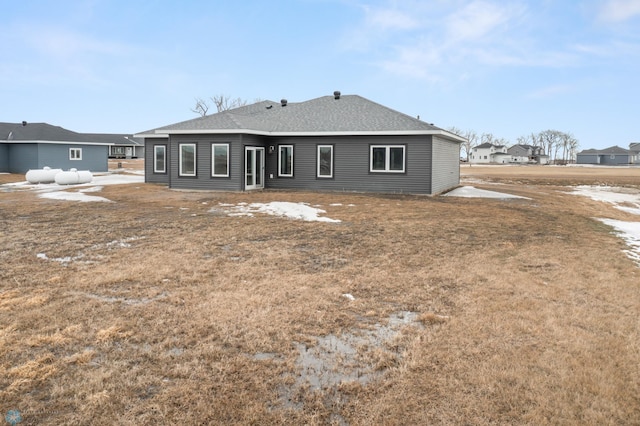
[
  {"xmin": 181, "ymin": 145, "xmax": 195, "ymax": 175},
  {"xmin": 389, "ymin": 147, "xmax": 404, "ymax": 171},
  {"xmin": 372, "ymin": 147, "xmax": 386, "ymax": 170},
  {"xmin": 155, "ymin": 146, "xmax": 165, "ymax": 172},
  {"xmin": 319, "ymin": 146, "xmax": 332, "ymax": 177},
  {"xmin": 213, "ymin": 145, "xmax": 228, "ymax": 176},
  {"xmin": 280, "ymin": 146, "xmax": 292, "ymax": 176}
]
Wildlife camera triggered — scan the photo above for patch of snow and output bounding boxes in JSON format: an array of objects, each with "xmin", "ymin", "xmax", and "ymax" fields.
[
  {"xmin": 599, "ymin": 218, "xmax": 640, "ymax": 267},
  {"xmin": 212, "ymin": 201, "xmax": 341, "ymax": 222},
  {"xmin": 571, "ymin": 186, "xmax": 640, "ymax": 215},
  {"xmin": 342, "ymin": 293, "xmax": 355, "ymax": 301},
  {"xmin": 445, "ymin": 186, "xmax": 530, "ymax": 199},
  {"xmin": 38, "ymin": 191, "xmax": 112, "ymax": 203}
]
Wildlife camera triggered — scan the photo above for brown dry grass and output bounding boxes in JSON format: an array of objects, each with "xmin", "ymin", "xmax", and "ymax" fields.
[{"xmin": 1, "ymin": 162, "xmax": 639, "ymax": 424}]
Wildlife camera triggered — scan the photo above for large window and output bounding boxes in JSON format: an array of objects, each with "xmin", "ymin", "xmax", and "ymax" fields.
[
  {"xmin": 317, "ymin": 145, "xmax": 333, "ymax": 178},
  {"xmin": 279, "ymin": 145, "xmax": 293, "ymax": 177},
  {"xmin": 212, "ymin": 143, "xmax": 229, "ymax": 177},
  {"xmin": 370, "ymin": 145, "xmax": 405, "ymax": 173},
  {"xmin": 154, "ymin": 145, "xmax": 166, "ymax": 173},
  {"xmin": 179, "ymin": 143, "xmax": 196, "ymax": 176},
  {"xmin": 69, "ymin": 148, "xmax": 82, "ymax": 160}
]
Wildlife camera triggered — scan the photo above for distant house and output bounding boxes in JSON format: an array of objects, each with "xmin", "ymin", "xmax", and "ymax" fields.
[
  {"xmin": 576, "ymin": 145, "xmax": 637, "ymax": 165},
  {"xmin": 0, "ymin": 122, "xmax": 123, "ymax": 174},
  {"xmin": 136, "ymin": 93, "xmax": 465, "ymax": 195},
  {"xmin": 469, "ymin": 143, "xmax": 509, "ymax": 164},
  {"xmin": 507, "ymin": 144, "xmax": 549, "ymax": 164},
  {"xmin": 630, "ymin": 143, "xmax": 640, "ymax": 164},
  {"xmin": 82, "ymin": 133, "xmax": 144, "ymax": 159}
]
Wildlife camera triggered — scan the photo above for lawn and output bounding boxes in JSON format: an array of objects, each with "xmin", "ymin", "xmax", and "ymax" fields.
[{"xmin": 1, "ymin": 163, "xmax": 639, "ymax": 424}]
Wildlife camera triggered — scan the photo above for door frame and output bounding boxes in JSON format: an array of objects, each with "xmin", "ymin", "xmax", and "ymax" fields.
[{"xmin": 245, "ymin": 146, "xmax": 265, "ymax": 190}]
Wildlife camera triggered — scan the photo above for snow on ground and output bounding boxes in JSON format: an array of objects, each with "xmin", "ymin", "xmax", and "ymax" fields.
[
  {"xmin": 211, "ymin": 202, "xmax": 341, "ymax": 223},
  {"xmin": 570, "ymin": 186, "xmax": 640, "ymax": 215},
  {"xmin": 598, "ymin": 219, "xmax": 640, "ymax": 266},
  {"xmin": 570, "ymin": 186, "xmax": 640, "ymax": 267},
  {"xmin": 445, "ymin": 186, "xmax": 530, "ymax": 199},
  {"xmin": 0, "ymin": 174, "xmax": 144, "ymax": 202}
]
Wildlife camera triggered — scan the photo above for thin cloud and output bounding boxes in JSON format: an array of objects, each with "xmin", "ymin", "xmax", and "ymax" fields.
[
  {"xmin": 362, "ymin": 4, "xmax": 420, "ymax": 31},
  {"xmin": 599, "ymin": 0, "xmax": 640, "ymax": 22}
]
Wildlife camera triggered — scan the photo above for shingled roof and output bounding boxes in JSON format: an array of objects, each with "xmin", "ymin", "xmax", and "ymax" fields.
[
  {"xmin": 0, "ymin": 122, "xmax": 141, "ymax": 145},
  {"xmin": 138, "ymin": 94, "xmax": 464, "ymax": 141}
]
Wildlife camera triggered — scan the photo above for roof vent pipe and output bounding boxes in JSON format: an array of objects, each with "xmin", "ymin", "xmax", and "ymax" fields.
[
  {"xmin": 334, "ymin": 91, "xmax": 341, "ymax": 99},
  {"xmin": 22, "ymin": 121, "xmax": 27, "ymax": 126},
  {"xmin": 281, "ymin": 99, "xmax": 287, "ymax": 107}
]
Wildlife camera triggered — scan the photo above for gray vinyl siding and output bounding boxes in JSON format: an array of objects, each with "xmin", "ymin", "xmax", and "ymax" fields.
[
  {"xmin": 600, "ymin": 154, "xmax": 631, "ymax": 165},
  {"xmin": 265, "ymin": 135, "xmax": 436, "ymax": 194},
  {"xmin": 576, "ymin": 154, "xmax": 599, "ymax": 164},
  {"xmin": 2, "ymin": 143, "xmax": 108, "ymax": 174},
  {"xmin": 6, "ymin": 144, "xmax": 38, "ymax": 173},
  {"xmin": 0, "ymin": 144, "xmax": 8, "ymax": 172},
  {"xmin": 169, "ymin": 134, "xmax": 253, "ymax": 191},
  {"xmin": 145, "ymin": 138, "xmax": 170, "ymax": 184},
  {"xmin": 431, "ymin": 136, "xmax": 461, "ymax": 195}
]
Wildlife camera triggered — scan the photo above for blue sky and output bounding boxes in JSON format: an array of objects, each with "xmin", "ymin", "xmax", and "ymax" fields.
[{"xmin": 2, "ymin": 0, "xmax": 639, "ymax": 150}]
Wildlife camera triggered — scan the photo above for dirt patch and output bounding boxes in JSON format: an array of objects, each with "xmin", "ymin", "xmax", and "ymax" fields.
[{"xmin": 0, "ymin": 165, "xmax": 639, "ymax": 424}]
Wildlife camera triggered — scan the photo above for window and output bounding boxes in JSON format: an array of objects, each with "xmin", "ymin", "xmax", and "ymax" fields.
[
  {"xmin": 317, "ymin": 145, "xmax": 333, "ymax": 178},
  {"xmin": 69, "ymin": 148, "xmax": 82, "ymax": 160},
  {"xmin": 212, "ymin": 143, "xmax": 229, "ymax": 177},
  {"xmin": 154, "ymin": 145, "xmax": 166, "ymax": 173},
  {"xmin": 279, "ymin": 145, "xmax": 293, "ymax": 177},
  {"xmin": 179, "ymin": 143, "xmax": 196, "ymax": 176},
  {"xmin": 370, "ymin": 145, "xmax": 405, "ymax": 173}
]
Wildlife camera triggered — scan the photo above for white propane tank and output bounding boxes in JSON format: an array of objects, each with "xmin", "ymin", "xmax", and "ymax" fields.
[
  {"xmin": 25, "ymin": 166, "xmax": 62, "ymax": 184},
  {"xmin": 54, "ymin": 169, "xmax": 93, "ymax": 185}
]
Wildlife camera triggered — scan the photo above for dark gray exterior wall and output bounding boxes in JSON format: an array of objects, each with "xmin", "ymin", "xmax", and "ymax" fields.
[
  {"xmin": 265, "ymin": 135, "xmax": 438, "ymax": 194},
  {"xmin": 0, "ymin": 144, "xmax": 9, "ymax": 172},
  {"xmin": 146, "ymin": 133, "xmax": 461, "ymax": 195},
  {"xmin": 145, "ymin": 138, "xmax": 170, "ymax": 184},
  {"xmin": 576, "ymin": 154, "xmax": 600, "ymax": 164},
  {"xmin": 600, "ymin": 154, "xmax": 631, "ymax": 165},
  {"xmin": 6, "ymin": 144, "xmax": 38, "ymax": 173},
  {"xmin": 431, "ymin": 136, "xmax": 461, "ymax": 195}
]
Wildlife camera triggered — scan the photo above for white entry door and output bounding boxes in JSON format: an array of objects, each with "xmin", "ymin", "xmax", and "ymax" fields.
[{"xmin": 245, "ymin": 147, "xmax": 265, "ymax": 190}]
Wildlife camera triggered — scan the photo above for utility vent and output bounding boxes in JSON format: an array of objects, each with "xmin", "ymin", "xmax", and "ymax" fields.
[
  {"xmin": 334, "ymin": 91, "xmax": 341, "ymax": 99},
  {"xmin": 266, "ymin": 105, "xmax": 273, "ymax": 109},
  {"xmin": 281, "ymin": 99, "xmax": 287, "ymax": 107}
]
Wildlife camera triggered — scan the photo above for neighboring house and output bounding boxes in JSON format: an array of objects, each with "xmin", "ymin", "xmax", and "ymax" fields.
[
  {"xmin": 82, "ymin": 133, "xmax": 144, "ymax": 159},
  {"xmin": 630, "ymin": 143, "xmax": 640, "ymax": 164},
  {"xmin": 469, "ymin": 143, "xmax": 508, "ymax": 164},
  {"xmin": 576, "ymin": 145, "xmax": 637, "ymax": 165},
  {"xmin": 136, "ymin": 92, "xmax": 465, "ymax": 195},
  {"xmin": 507, "ymin": 144, "xmax": 549, "ymax": 164},
  {"xmin": 0, "ymin": 122, "xmax": 112, "ymax": 174}
]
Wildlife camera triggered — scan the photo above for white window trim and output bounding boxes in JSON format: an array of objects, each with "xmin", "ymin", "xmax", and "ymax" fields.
[
  {"xmin": 179, "ymin": 143, "xmax": 197, "ymax": 177},
  {"xmin": 69, "ymin": 147, "xmax": 82, "ymax": 160},
  {"xmin": 369, "ymin": 145, "xmax": 405, "ymax": 173},
  {"xmin": 154, "ymin": 145, "xmax": 166, "ymax": 173},
  {"xmin": 317, "ymin": 145, "xmax": 333, "ymax": 178},
  {"xmin": 278, "ymin": 145, "xmax": 294, "ymax": 177},
  {"xmin": 211, "ymin": 143, "xmax": 230, "ymax": 177}
]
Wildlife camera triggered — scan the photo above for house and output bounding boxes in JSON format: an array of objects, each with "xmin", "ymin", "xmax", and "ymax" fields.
[
  {"xmin": 576, "ymin": 145, "xmax": 637, "ymax": 165},
  {"xmin": 81, "ymin": 133, "xmax": 144, "ymax": 159},
  {"xmin": 630, "ymin": 143, "xmax": 640, "ymax": 164},
  {"xmin": 469, "ymin": 143, "xmax": 509, "ymax": 164},
  {"xmin": 507, "ymin": 144, "xmax": 549, "ymax": 164},
  {"xmin": 135, "ymin": 92, "xmax": 465, "ymax": 195},
  {"xmin": 0, "ymin": 122, "xmax": 112, "ymax": 174}
]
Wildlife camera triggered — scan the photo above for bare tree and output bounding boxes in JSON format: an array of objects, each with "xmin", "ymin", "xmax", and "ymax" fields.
[{"xmin": 191, "ymin": 94, "xmax": 250, "ymax": 116}]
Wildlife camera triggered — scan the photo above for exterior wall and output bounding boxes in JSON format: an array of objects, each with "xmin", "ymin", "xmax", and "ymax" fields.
[
  {"xmin": 36, "ymin": 144, "xmax": 108, "ymax": 172},
  {"xmin": 576, "ymin": 154, "xmax": 600, "ymax": 164},
  {"xmin": 7, "ymin": 144, "xmax": 38, "ymax": 173},
  {"xmin": 265, "ymin": 135, "xmax": 435, "ymax": 194},
  {"xmin": 600, "ymin": 154, "xmax": 631, "ymax": 165},
  {"xmin": 493, "ymin": 154, "xmax": 512, "ymax": 164},
  {"xmin": 145, "ymin": 138, "xmax": 170, "ymax": 184},
  {"xmin": 469, "ymin": 147, "xmax": 492, "ymax": 164},
  {"xmin": 169, "ymin": 134, "xmax": 252, "ymax": 191},
  {"xmin": 0, "ymin": 144, "xmax": 8, "ymax": 172},
  {"xmin": 431, "ymin": 136, "xmax": 460, "ymax": 195}
]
